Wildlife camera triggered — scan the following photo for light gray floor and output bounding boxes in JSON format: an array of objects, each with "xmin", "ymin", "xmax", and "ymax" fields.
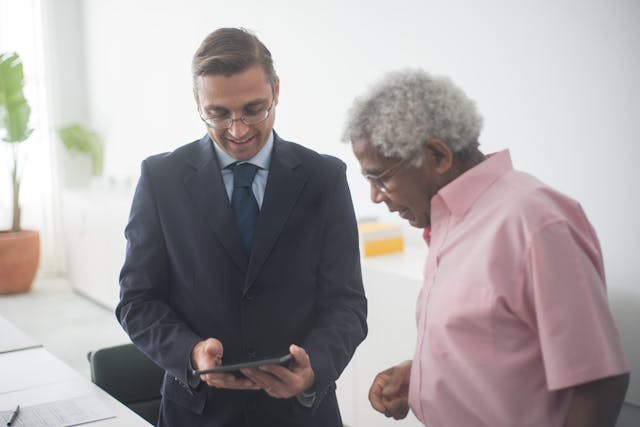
[{"xmin": 0, "ymin": 276, "xmax": 130, "ymax": 378}]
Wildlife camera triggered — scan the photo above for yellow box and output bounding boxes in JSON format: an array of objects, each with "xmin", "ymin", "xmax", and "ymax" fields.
[{"xmin": 358, "ymin": 222, "xmax": 404, "ymax": 257}]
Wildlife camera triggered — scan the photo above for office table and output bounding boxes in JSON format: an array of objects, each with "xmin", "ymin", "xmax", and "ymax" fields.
[
  {"xmin": 0, "ymin": 317, "xmax": 150, "ymax": 426},
  {"xmin": 0, "ymin": 315, "xmax": 41, "ymax": 354}
]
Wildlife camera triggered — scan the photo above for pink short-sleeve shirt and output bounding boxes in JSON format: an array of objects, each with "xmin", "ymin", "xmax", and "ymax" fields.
[{"xmin": 408, "ymin": 150, "xmax": 628, "ymax": 427}]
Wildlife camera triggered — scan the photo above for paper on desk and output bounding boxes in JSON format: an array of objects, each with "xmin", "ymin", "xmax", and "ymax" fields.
[{"xmin": 0, "ymin": 395, "xmax": 115, "ymax": 427}]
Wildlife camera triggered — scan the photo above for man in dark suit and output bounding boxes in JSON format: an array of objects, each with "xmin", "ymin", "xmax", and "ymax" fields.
[{"xmin": 116, "ymin": 27, "xmax": 367, "ymax": 426}]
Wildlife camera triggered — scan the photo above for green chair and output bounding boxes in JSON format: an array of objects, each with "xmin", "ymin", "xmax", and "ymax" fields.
[{"xmin": 87, "ymin": 343, "xmax": 164, "ymax": 425}]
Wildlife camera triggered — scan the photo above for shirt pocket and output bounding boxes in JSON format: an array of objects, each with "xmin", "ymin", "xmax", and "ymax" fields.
[{"xmin": 427, "ymin": 283, "xmax": 496, "ymax": 364}]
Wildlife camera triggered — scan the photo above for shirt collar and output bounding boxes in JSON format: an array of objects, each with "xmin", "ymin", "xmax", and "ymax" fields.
[
  {"xmin": 212, "ymin": 131, "xmax": 274, "ymax": 170},
  {"xmin": 436, "ymin": 149, "xmax": 513, "ymax": 218},
  {"xmin": 422, "ymin": 226, "xmax": 432, "ymax": 246}
]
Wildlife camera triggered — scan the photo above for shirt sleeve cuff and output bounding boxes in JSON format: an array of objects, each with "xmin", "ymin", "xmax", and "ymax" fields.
[
  {"xmin": 295, "ymin": 390, "xmax": 316, "ymax": 408},
  {"xmin": 187, "ymin": 357, "xmax": 201, "ymax": 389}
]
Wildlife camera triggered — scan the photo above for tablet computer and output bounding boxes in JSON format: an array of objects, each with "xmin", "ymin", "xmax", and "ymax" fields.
[{"xmin": 192, "ymin": 354, "xmax": 293, "ymax": 376}]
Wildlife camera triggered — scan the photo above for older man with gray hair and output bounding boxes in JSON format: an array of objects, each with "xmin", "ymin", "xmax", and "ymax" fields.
[{"xmin": 343, "ymin": 69, "xmax": 629, "ymax": 427}]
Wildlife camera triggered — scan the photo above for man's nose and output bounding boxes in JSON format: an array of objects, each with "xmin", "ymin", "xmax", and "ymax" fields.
[
  {"xmin": 227, "ymin": 117, "xmax": 250, "ymax": 138},
  {"xmin": 370, "ymin": 184, "xmax": 387, "ymax": 204}
]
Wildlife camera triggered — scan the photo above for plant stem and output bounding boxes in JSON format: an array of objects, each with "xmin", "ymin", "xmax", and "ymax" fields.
[{"xmin": 11, "ymin": 143, "xmax": 21, "ymax": 232}]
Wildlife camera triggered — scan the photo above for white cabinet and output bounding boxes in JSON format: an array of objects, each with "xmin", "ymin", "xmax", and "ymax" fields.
[
  {"xmin": 337, "ymin": 240, "xmax": 427, "ymax": 427},
  {"xmin": 61, "ymin": 186, "xmax": 132, "ymax": 309}
]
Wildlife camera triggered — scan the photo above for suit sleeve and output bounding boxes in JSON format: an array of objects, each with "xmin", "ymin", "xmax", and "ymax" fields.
[
  {"xmin": 116, "ymin": 159, "xmax": 202, "ymax": 390},
  {"xmin": 303, "ymin": 161, "xmax": 368, "ymax": 410}
]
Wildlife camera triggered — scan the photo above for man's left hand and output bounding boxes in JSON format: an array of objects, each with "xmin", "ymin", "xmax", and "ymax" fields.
[{"xmin": 241, "ymin": 344, "xmax": 315, "ymax": 399}]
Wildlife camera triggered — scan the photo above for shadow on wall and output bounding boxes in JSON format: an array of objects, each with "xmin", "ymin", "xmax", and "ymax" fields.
[
  {"xmin": 616, "ymin": 401, "xmax": 640, "ymax": 427},
  {"xmin": 608, "ymin": 285, "xmax": 640, "ymax": 408}
]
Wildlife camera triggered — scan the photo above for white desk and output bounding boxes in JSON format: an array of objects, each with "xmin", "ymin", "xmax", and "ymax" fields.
[
  {"xmin": 0, "ymin": 316, "xmax": 41, "ymax": 354},
  {"xmin": 0, "ymin": 319, "xmax": 150, "ymax": 426}
]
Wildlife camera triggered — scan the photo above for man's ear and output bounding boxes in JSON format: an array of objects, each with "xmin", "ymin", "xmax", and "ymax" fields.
[{"xmin": 425, "ymin": 139, "xmax": 454, "ymax": 174}]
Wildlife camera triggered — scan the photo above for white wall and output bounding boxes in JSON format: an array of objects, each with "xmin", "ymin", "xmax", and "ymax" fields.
[{"xmin": 68, "ymin": 0, "xmax": 639, "ymax": 414}]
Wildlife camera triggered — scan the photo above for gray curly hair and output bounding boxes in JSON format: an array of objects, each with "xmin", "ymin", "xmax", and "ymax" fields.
[{"xmin": 342, "ymin": 69, "xmax": 483, "ymax": 165}]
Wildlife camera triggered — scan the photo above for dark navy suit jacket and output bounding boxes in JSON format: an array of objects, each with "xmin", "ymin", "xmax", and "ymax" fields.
[{"xmin": 116, "ymin": 132, "xmax": 367, "ymax": 426}]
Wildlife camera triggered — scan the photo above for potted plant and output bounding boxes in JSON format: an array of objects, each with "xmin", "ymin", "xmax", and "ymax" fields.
[{"xmin": 0, "ymin": 51, "xmax": 39, "ymax": 294}]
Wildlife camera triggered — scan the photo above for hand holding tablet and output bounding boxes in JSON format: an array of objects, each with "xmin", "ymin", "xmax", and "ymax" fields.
[{"xmin": 192, "ymin": 354, "xmax": 293, "ymax": 377}]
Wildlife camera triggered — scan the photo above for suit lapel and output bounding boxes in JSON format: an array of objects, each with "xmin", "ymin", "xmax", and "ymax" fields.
[
  {"xmin": 244, "ymin": 136, "xmax": 306, "ymax": 293},
  {"xmin": 184, "ymin": 136, "xmax": 248, "ymax": 271}
]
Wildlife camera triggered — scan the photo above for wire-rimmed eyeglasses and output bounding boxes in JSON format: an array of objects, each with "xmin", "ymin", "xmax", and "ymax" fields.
[
  {"xmin": 363, "ymin": 158, "xmax": 408, "ymax": 193},
  {"xmin": 199, "ymin": 97, "xmax": 275, "ymax": 130}
]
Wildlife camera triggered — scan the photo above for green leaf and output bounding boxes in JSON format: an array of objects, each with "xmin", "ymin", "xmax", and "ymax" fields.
[
  {"xmin": 0, "ymin": 52, "xmax": 33, "ymax": 143},
  {"xmin": 59, "ymin": 123, "xmax": 104, "ymax": 175}
]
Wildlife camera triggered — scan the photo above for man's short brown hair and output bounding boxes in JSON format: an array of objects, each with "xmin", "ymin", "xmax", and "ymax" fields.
[{"xmin": 192, "ymin": 27, "xmax": 277, "ymax": 88}]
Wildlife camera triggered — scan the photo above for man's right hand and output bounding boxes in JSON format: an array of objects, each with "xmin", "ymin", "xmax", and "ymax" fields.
[
  {"xmin": 369, "ymin": 360, "xmax": 412, "ymax": 420},
  {"xmin": 191, "ymin": 338, "xmax": 259, "ymax": 390}
]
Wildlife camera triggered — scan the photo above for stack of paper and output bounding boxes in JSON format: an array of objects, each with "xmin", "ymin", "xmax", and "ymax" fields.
[
  {"xmin": 358, "ymin": 222, "xmax": 404, "ymax": 257},
  {"xmin": 0, "ymin": 395, "xmax": 115, "ymax": 427}
]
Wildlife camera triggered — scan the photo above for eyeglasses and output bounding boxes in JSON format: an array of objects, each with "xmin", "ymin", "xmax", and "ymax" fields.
[
  {"xmin": 363, "ymin": 158, "xmax": 407, "ymax": 193},
  {"xmin": 199, "ymin": 97, "xmax": 275, "ymax": 130}
]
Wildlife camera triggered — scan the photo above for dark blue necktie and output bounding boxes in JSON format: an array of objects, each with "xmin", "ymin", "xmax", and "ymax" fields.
[{"xmin": 230, "ymin": 162, "xmax": 260, "ymax": 254}]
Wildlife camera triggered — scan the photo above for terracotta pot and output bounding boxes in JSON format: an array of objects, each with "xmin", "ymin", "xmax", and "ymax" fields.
[{"xmin": 0, "ymin": 229, "xmax": 40, "ymax": 294}]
